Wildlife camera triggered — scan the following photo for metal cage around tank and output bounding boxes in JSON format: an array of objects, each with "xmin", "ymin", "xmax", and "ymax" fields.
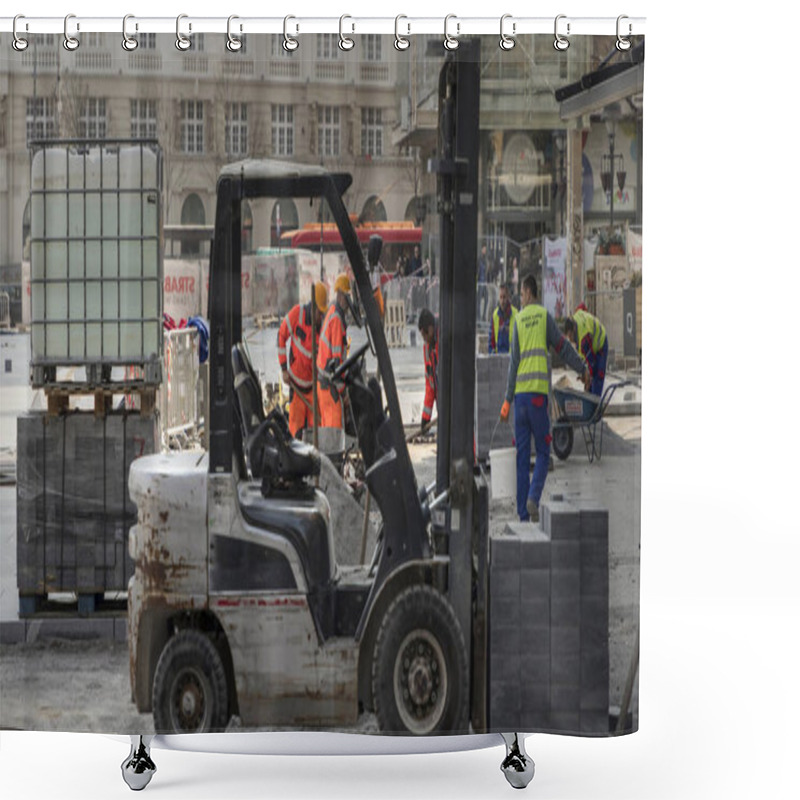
[{"xmin": 27, "ymin": 139, "xmax": 163, "ymax": 387}]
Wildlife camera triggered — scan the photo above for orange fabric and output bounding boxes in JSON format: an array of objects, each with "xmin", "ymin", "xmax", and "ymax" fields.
[
  {"xmin": 373, "ymin": 287, "xmax": 385, "ymax": 319},
  {"xmin": 287, "ymin": 388, "xmax": 316, "ymax": 438},
  {"xmin": 422, "ymin": 327, "xmax": 438, "ymax": 424},
  {"xmin": 317, "ymin": 305, "xmax": 347, "ymax": 374},
  {"xmin": 278, "ymin": 303, "xmax": 317, "ymax": 391},
  {"xmin": 318, "ymin": 383, "xmax": 343, "ymax": 428}
]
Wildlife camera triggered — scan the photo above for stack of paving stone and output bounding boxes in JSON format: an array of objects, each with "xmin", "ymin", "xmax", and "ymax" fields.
[
  {"xmin": 16, "ymin": 411, "xmax": 158, "ymax": 613},
  {"xmin": 488, "ymin": 499, "xmax": 609, "ymax": 733},
  {"xmin": 476, "ymin": 353, "xmax": 514, "ymax": 460}
]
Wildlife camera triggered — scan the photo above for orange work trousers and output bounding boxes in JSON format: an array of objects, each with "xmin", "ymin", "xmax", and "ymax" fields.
[
  {"xmin": 318, "ymin": 382, "xmax": 343, "ymax": 429},
  {"xmin": 288, "ymin": 388, "xmax": 316, "ymax": 438}
]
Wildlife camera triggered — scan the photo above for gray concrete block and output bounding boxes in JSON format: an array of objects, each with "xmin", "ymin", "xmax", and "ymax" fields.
[
  {"xmin": 520, "ymin": 542, "xmax": 551, "ymax": 570},
  {"xmin": 551, "ymin": 685, "xmax": 581, "ymax": 711},
  {"xmin": 114, "ymin": 617, "xmax": 128, "ymax": 643},
  {"xmin": 580, "ymin": 710, "xmax": 610, "ymax": 734},
  {"xmin": 521, "ymin": 682, "xmax": 550, "ymax": 712},
  {"xmin": 542, "ymin": 501, "xmax": 581, "ymax": 540},
  {"xmin": 549, "ymin": 711, "xmax": 581, "ymax": 732},
  {"xmin": 551, "ymin": 541, "xmax": 580, "ymax": 569},
  {"xmin": 519, "ymin": 597, "xmax": 549, "ymax": 624},
  {"xmin": 489, "ymin": 684, "xmax": 521, "ymax": 730},
  {"xmin": 520, "ymin": 653, "xmax": 551, "ymax": 684},
  {"xmin": 580, "ymin": 539, "xmax": 608, "ymax": 570},
  {"xmin": 490, "ymin": 654, "xmax": 520, "ymax": 685},
  {"xmin": 0, "ymin": 621, "xmax": 26, "ymax": 644},
  {"xmin": 551, "ymin": 654, "xmax": 580, "ymax": 685},
  {"xmin": 25, "ymin": 617, "xmax": 115, "ymax": 642},
  {"xmin": 578, "ymin": 507, "xmax": 609, "ymax": 539},
  {"xmin": 520, "ymin": 710, "xmax": 551, "ymax": 731},
  {"xmin": 520, "ymin": 568, "xmax": 550, "ymax": 597},
  {"xmin": 580, "ymin": 688, "xmax": 609, "ymax": 712},
  {"xmin": 490, "ymin": 595, "xmax": 521, "ymax": 627},
  {"xmin": 491, "ymin": 625, "xmax": 521, "ymax": 655},
  {"xmin": 551, "ymin": 596, "xmax": 580, "ymax": 627},
  {"xmin": 581, "ymin": 567, "xmax": 609, "ymax": 597},
  {"xmin": 519, "ymin": 626, "xmax": 550, "ymax": 658},
  {"xmin": 579, "ymin": 615, "xmax": 609, "ymax": 654},
  {"xmin": 491, "ymin": 535, "xmax": 520, "ymax": 567},
  {"xmin": 550, "ymin": 569, "xmax": 580, "ymax": 597},
  {"xmin": 580, "ymin": 652, "xmax": 609, "ymax": 685},
  {"xmin": 490, "ymin": 568, "xmax": 520, "ymax": 600},
  {"xmin": 551, "ymin": 626, "xmax": 580, "ymax": 656}
]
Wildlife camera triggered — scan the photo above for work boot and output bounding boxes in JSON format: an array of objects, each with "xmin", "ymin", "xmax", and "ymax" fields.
[{"xmin": 526, "ymin": 499, "xmax": 539, "ymax": 523}]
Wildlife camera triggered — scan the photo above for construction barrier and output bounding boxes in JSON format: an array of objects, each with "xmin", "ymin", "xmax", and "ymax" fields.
[{"xmin": 159, "ymin": 327, "xmax": 200, "ymax": 449}]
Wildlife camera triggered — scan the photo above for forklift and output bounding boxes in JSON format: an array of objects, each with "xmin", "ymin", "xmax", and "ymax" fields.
[{"xmin": 125, "ymin": 40, "xmax": 534, "ymax": 789}]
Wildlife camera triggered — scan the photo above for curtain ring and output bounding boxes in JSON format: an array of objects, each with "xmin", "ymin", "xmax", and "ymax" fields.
[
  {"xmin": 443, "ymin": 14, "xmax": 459, "ymax": 51},
  {"xmin": 394, "ymin": 15, "xmax": 410, "ymax": 51},
  {"xmin": 63, "ymin": 13, "xmax": 80, "ymax": 51},
  {"xmin": 122, "ymin": 15, "xmax": 138, "ymax": 51},
  {"xmin": 283, "ymin": 15, "xmax": 299, "ymax": 52},
  {"xmin": 553, "ymin": 14, "xmax": 570, "ymax": 51},
  {"xmin": 499, "ymin": 14, "xmax": 515, "ymax": 51},
  {"xmin": 339, "ymin": 15, "xmax": 354, "ymax": 51},
  {"xmin": 12, "ymin": 15, "xmax": 29, "ymax": 52},
  {"xmin": 176, "ymin": 14, "xmax": 191, "ymax": 51},
  {"xmin": 616, "ymin": 15, "xmax": 632, "ymax": 51},
  {"xmin": 227, "ymin": 15, "xmax": 242, "ymax": 52}
]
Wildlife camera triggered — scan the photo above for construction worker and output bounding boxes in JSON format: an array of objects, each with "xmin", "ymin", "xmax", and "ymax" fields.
[
  {"xmin": 317, "ymin": 274, "xmax": 352, "ymax": 428},
  {"xmin": 278, "ymin": 282, "xmax": 329, "ymax": 438},
  {"xmin": 489, "ymin": 283, "xmax": 518, "ymax": 354},
  {"xmin": 564, "ymin": 308, "xmax": 608, "ymax": 396},
  {"xmin": 500, "ymin": 275, "xmax": 588, "ymax": 523},
  {"xmin": 418, "ymin": 308, "xmax": 438, "ymax": 431}
]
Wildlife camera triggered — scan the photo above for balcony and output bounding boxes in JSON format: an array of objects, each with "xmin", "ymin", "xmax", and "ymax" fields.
[
  {"xmin": 315, "ymin": 62, "xmax": 345, "ymax": 81},
  {"xmin": 360, "ymin": 63, "xmax": 391, "ymax": 84},
  {"xmin": 182, "ymin": 55, "xmax": 209, "ymax": 74},
  {"xmin": 221, "ymin": 60, "xmax": 256, "ymax": 78},
  {"xmin": 128, "ymin": 52, "xmax": 162, "ymax": 73},
  {"xmin": 269, "ymin": 60, "xmax": 300, "ymax": 80},
  {"xmin": 74, "ymin": 51, "xmax": 113, "ymax": 72}
]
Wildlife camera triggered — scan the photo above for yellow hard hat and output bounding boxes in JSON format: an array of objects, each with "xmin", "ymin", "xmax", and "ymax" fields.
[
  {"xmin": 314, "ymin": 281, "xmax": 329, "ymax": 312},
  {"xmin": 334, "ymin": 274, "xmax": 351, "ymax": 294}
]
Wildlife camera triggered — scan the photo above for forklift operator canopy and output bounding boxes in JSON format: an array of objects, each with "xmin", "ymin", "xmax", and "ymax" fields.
[{"xmin": 217, "ymin": 159, "xmax": 353, "ymax": 200}]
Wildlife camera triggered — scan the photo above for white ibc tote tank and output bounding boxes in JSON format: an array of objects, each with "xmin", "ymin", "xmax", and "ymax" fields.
[{"xmin": 30, "ymin": 143, "xmax": 161, "ymax": 366}]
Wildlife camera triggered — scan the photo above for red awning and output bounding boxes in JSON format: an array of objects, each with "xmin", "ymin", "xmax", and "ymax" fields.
[{"xmin": 286, "ymin": 226, "xmax": 422, "ymax": 248}]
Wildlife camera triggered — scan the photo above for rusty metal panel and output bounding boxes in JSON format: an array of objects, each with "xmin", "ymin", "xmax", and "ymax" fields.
[{"xmin": 214, "ymin": 596, "xmax": 359, "ymax": 728}]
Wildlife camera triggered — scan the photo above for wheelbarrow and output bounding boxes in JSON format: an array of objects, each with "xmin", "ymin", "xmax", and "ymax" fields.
[{"xmin": 550, "ymin": 380, "xmax": 631, "ymax": 463}]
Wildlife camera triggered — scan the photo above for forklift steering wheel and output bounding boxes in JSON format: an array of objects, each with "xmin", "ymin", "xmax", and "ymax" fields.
[{"xmin": 332, "ymin": 341, "xmax": 369, "ymax": 383}]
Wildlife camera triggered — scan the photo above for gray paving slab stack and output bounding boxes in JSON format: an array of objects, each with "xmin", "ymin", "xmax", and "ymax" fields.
[
  {"xmin": 476, "ymin": 353, "xmax": 514, "ymax": 460},
  {"xmin": 16, "ymin": 411, "xmax": 157, "ymax": 603},
  {"xmin": 488, "ymin": 500, "xmax": 610, "ymax": 734}
]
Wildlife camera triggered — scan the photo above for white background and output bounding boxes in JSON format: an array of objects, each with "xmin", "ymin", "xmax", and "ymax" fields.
[{"xmin": 2, "ymin": 1, "xmax": 799, "ymax": 798}]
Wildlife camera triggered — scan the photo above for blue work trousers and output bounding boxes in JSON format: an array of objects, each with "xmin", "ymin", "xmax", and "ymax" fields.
[
  {"xmin": 589, "ymin": 340, "xmax": 609, "ymax": 396},
  {"xmin": 514, "ymin": 392, "xmax": 551, "ymax": 521}
]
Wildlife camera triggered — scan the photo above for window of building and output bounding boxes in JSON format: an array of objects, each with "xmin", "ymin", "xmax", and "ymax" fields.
[
  {"xmin": 26, "ymin": 97, "xmax": 57, "ymax": 142},
  {"xmin": 79, "ymin": 98, "xmax": 107, "ymax": 139},
  {"xmin": 190, "ymin": 33, "xmax": 205, "ymax": 51},
  {"xmin": 361, "ymin": 108, "xmax": 383, "ymax": 157},
  {"xmin": 361, "ymin": 195, "xmax": 387, "ymax": 223},
  {"xmin": 180, "ymin": 100, "xmax": 204, "ymax": 154},
  {"xmin": 140, "ymin": 33, "xmax": 157, "ymax": 50},
  {"xmin": 364, "ymin": 35, "xmax": 382, "ymax": 61},
  {"xmin": 316, "ymin": 34, "xmax": 339, "ymax": 60},
  {"xmin": 271, "ymin": 35, "xmax": 294, "ymax": 57},
  {"xmin": 271, "ymin": 104, "xmax": 294, "ymax": 157},
  {"xmin": 271, "ymin": 199, "xmax": 299, "ymax": 246},
  {"xmin": 225, "ymin": 102, "xmax": 248, "ymax": 156},
  {"xmin": 130, "ymin": 99, "xmax": 157, "ymax": 139},
  {"xmin": 317, "ymin": 106, "xmax": 340, "ymax": 157},
  {"xmin": 180, "ymin": 193, "xmax": 205, "ymax": 255}
]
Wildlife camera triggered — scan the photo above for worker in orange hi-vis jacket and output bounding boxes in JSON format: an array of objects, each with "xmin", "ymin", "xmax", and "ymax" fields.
[
  {"xmin": 317, "ymin": 274, "xmax": 353, "ymax": 429},
  {"xmin": 417, "ymin": 308, "xmax": 438, "ymax": 432},
  {"xmin": 278, "ymin": 281, "xmax": 329, "ymax": 437}
]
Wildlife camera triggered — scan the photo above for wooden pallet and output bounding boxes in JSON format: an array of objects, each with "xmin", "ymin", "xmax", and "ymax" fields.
[
  {"xmin": 253, "ymin": 313, "xmax": 280, "ymax": 330},
  {"xmin": 45, "ymin": 384, "xmax": 157, "ymax": 417}
]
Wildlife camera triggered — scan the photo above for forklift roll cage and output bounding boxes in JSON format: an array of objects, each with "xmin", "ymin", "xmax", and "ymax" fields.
[{"xmin": 208, "ymin": 160, "xmax": 430, "ymax": 638}]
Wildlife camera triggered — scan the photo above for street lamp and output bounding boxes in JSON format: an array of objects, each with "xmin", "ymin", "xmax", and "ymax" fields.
[{"xmin": 601, "ymin": 116, "xmax": 627, "ymax": 231}]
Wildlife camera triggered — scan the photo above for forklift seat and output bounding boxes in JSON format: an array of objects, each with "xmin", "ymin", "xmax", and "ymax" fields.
[{"xmin": 231, "ymin": 343, "xmax": 320, "ymax": 485}]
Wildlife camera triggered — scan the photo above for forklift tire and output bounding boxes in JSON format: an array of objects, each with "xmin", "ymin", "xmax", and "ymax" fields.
[
  {"xmin": 552, "ymin": 420, "xmax": 573, "ymax": 461},
  {"xmin": 371, "ymin": 585, "xmax": 469, "ymax": 735},
  {"xmin": 152, "ymin": 630, "xmax": 229, "ymax": 734}
]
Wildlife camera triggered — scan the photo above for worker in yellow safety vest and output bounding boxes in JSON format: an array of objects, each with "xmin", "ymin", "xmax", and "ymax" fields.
[
  {"xmin": 489, "ymin": 283, "xmax": 518, "ymax": 354},
  {"xmin": 499, "ymin": 275, "xmax": 588, "ymax": 523},
  {"xmin": 564, "ymin": 308, "xmax": 609, "ymax": 396}
]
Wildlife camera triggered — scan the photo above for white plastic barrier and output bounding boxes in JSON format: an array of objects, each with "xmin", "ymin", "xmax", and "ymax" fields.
[{"xmin": 159, "ymin": 328, "xmax": 199, "ymax": 448}]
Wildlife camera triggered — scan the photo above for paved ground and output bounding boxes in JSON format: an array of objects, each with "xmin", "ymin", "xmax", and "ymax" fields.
[{"xmin": 0, "ymin": 327, "xmax": 640, "ymax": 733}]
